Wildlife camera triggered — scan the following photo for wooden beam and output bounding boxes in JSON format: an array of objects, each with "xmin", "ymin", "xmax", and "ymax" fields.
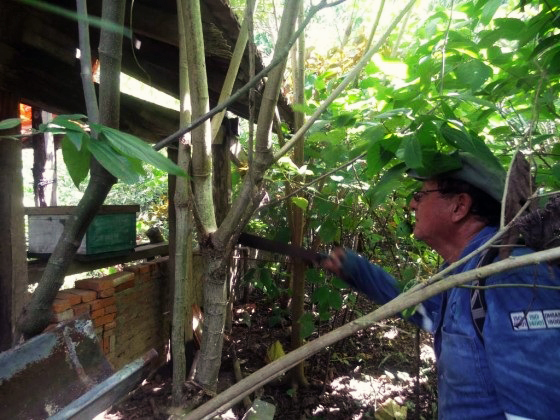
[
  {"xmin": 0, "ymin": 89, "xmax": 28, "ymax": 350},
  {"xmin": 27, "ymin": 243, "xmax": 169, "ymax": 284}
]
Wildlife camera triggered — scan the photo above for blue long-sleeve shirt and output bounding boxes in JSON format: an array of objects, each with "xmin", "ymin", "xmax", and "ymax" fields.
[{"xmin": 338, "ymin": 226, "xmax": 560, "ymax": 419}]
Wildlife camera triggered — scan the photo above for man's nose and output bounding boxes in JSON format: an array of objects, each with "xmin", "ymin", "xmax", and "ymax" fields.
[{"xmin": 409, "ymin": 197, "xmax": 417, "ymax": 210}]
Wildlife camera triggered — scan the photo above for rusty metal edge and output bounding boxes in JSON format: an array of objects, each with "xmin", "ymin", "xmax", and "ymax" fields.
[{"xmin": 48, "ymin": 349, "xmax": 158, "ymax": 420}]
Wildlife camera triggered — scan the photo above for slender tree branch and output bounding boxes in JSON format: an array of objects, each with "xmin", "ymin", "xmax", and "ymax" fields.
[
  {"xmin": 439, "ymin": 0, "xmax": 454, "ymax": 96},
  {"xmin": 364, "ymin": 0, "xmax": 385, "ymax": 52},
  {"xmin": 460, "ymin": 284, "xmax": 560, "ymax": 291},
  {"xmin": 76, "ymin": 0, "xmax": 99, "ymax": 125},
  {"xmin": 153, "ymin": 0, "xmax": 347, "ymax": 151}
]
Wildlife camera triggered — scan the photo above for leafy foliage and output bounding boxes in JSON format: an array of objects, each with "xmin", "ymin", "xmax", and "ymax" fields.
[
  {"xmin": 248, "ymin": 0, "xmax": 560, "ymax": 338},
  {"xmin": 40, "ymin": 115, "xmax": 186, "ymax": 188}
]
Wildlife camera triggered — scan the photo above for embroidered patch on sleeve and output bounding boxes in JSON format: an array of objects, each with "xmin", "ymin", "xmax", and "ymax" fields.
[
  {"xmin": 509, "ymin": 310, "xmax": 556, "ymax": 331},
  {"xmin": 543, "ymin": 310, "xmax": 560, "ymax": 328}
]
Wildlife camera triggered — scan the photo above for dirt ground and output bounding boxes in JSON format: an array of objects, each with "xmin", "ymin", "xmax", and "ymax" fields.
[{"xmin": 105, "ymin": 292, "xmax": 438, "ymax": 419}]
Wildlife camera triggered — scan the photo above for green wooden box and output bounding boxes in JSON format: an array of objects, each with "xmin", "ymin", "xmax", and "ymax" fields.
[{"xmin": 26, "ymin": 205, "xmax": 139, "ymax": 256}]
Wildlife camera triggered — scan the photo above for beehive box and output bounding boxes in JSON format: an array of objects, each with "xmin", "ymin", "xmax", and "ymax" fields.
[{"xmin": 26, "ymin": 205, "xmax": 139, "ymax": 255}]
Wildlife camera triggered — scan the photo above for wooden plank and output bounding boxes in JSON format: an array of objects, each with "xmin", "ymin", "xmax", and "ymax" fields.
[
  {"xmin": 49, "ymin": 349, "xmax": 158, "ymax": 420},
  {"xmin": 25, "ymin": 205, "xmax": 140, "ymax": 215},
  {"xmin": 27, "ymin": 243, "xmax": 169, "ymax": 284},
  {"xmin": 0, "ymin": 89, "xmax": 28, "ymax": 351}
]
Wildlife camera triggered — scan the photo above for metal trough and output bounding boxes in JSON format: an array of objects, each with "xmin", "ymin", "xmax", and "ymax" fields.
[{"xmin": 0, "ymin": 317, "xmax": 156, "ymax": 419}]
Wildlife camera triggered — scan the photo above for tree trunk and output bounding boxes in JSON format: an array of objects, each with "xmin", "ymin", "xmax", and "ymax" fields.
[
  {"xmin": 17, "ymin": 0, "xmax": 125, "ymax": 339},
  {"xmin": 288, "ymin": 1, "xmax": 308, "ymax": 388},
  {"xmin": 171, "ymin": 0, "xmax": 194, "ymax": 404}
]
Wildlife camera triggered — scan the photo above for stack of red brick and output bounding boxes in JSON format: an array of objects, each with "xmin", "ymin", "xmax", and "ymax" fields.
[{"xmin": 50, "ymin": 271, "xmax": 135, "ymax": 357}]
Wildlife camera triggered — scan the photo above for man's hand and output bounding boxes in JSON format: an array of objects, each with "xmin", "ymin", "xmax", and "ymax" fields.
[{"xmin": 321, "ymin": 247, "xmax": 347, "ymax": 278}]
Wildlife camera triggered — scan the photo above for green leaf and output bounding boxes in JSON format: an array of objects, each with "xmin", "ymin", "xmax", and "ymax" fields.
[
  {"xmin": 403, "ymin": 136, "xmax": 422, "ymax": 169},
  {"xmin": 529, "ymin": 34, "xmax": 560, "ymax": 59},
  {"xmin": 551, "ymin": 164, "xmax": 560, "ymax": 182},
  {"xmin": 313, "ymin": 286, "xmax": 330, "ymax": 304},
  {"xmin": 328, "ymin": 290, "xmax": 343, "ymax": 310},
  {"xmin": 291, "ymin": 197, "xmax": 308, "ymax": 211},
  {"xmin": 366, "ymin": 136, "xmax": 401, "ymax": 177},
  {"xmin": 65, "ymin": 130, "xmax": 87, "ymax": 150},
  {"xmin": 87, "ymin": 138, "xmax": 141, "ymax": 184},
  {"xmin": 50, "ymin": 114, "xmax": 87, "ymax": 132},
  {"xmin": 368, "ymin": 162, "xmax": 407, "ymax": 207},
  {"xmin": 551, "ymin": 143, "xmax": 560, "ymax": 161},
  {"xmin": 0, "ymin": 118, "xmax": 21, "ymax": 130},
  {"xmin": 481, "ymin": 0, "xmax": 501, "ymax": 25},
  {"xmin": 440, "ymin": 122, "xmax": 501, "ymax": 169},
  {"xmin": 62, "ymin": 135, "xmax": 90, "ymax": 188},
  {"xmin": 306, "ymin": 268, "xmax": 323, "ymax": 285},
  {"xmin": 494, "ymin": 18, "xmax": 526, "ymax": 41},
  {"xmin": 454, "ymin": 60, "xmax": 492, "ymax": 91},
  {"xmin": 299, "ymin": 312, "xmax": 315, "ymax": 339},
  {"xmin": 93, "ymin": 125, "xmax": 187, "ymax": 177},
  {"xmin": 332, "ymin": 277, "xmax": 348, "ymax": 290},
  {"xmin": 547, "ymin": 50, "xmax": 560, "ymax": 74},
  {"xmin": 318, "ymin": 219, "xmax": 338, "ymax": 243}
]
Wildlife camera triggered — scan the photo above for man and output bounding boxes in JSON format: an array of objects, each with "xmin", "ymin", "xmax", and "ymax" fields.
[{"xmin": 323, "ymin": 152, "xmax": 560, "ymax": 419}]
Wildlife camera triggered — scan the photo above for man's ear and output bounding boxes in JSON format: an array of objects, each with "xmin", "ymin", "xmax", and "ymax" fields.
[{"xmin": 450, "ymin": 193, "xmax": 472, "ymax": 222}]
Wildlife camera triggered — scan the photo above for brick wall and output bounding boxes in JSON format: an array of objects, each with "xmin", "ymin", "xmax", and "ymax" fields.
[{"xmin": 49, "ymin": 257, "xmax": 169, "ymax": 370}]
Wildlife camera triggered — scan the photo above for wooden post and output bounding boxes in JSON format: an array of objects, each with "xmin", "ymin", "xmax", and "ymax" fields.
[
  {"xmin": 31, "ymin": 108, "xmax": 57, "ymax": 207},
  {"xmin": 0, "ymin": 90, "xmax": 28, "ymax": 350}
]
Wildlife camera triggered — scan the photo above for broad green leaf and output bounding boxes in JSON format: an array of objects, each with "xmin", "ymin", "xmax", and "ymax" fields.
[
  {"xmin": 529, "ymin": 34, "xmax": 560, "ymax": 59},
  {"xmin": 65, "ymin": 130, "xmax": 87, "ymax": 150},
  {"xmin": 494, "ymin": 18, "xmax": 526, "ymax": 41},
  {"xmin": 481, "ymin": 0, "xmax": 501, "ymax": 25},
  {"xmin": 62, "ymin": 135, "xmax": 90, "ymax": 188},
  {"xmin": 318, "ymin": 219, "xmax": 338, "ymax": 243},
  {"xmin": 454, "ymin": 60, "xmax": 492, "ymax": 91},
  {"xmin": 440, "ymin": 122, "xmax": 501, "ymax": 170},
  {"xmin": 306, "ymin": 268, "xmax": 323, "ymax": 285},
  {"xmin": 291, "ymin": 197, "xmax": 308, "ymax": 211},
  {"xmin": 328, "ymin": 290, "xmax": 343, "ymax": 310},
  {"xmin": 547, "ymin": 50, "xmax": 560, "ymax": 74},
  {"xmin": 266, "ymin": 340, "xmax": 285, "ymax": 363},
  {"xmin": 51, "ymin": 114, "xmax": 87, "ymax": 132},
  {"xmin": 551, "ymin": 143, "xmax": 560, "ymax": 161},
  {"xmin": 368, "ymin": 162, "xmax": 407, "ymax": 208},
  {"xmin": 367, "ymin": 135, "xmax": 401, "ymax": 177},
  {"xmin": 93, "ymin": 125, "xmax": 186, "ymax": 177},
  {"xmin": 312, "ymin": 286, "xmax": 330, "ymax": 304},
  {"xmin": 440, "ymin": 102, "xmax": 457, "ymax": 120},
  {"xmin": 0, "ymin": 118, "xmax": 21, "ymax": 130},
  {"xmin": 372, "ymin": 108, "xmax": 411, "ymax": 119},
  {"xmin": 332, "ymin": 277, "xmax": 349, "ymax": 290},
  {"xmin": 552, "ymin": 164, "xmax": 560, "ymax": 182},
  {"xmin": 403, "ymin": 136, "xmax": 422, "ymax": 169},
  {"xmin": 87, "ymin": 138, "xmax": 140, "ymax": 184},
  {"xmin": 299, "ymin": 313, "xmax": 315, "ymax": 339}
]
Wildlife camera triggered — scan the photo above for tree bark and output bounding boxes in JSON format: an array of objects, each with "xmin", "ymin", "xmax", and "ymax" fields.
[
  {"xmin": 288, "ymin": 1, "xmax": 308, "ymax": 387},
  {"xmin": 171, "ymin": 0, "xmax": 193, "ymax": 404},
  {"xmin": 17, "ymin": 0, "xmax": 125, "ymax": 339}
]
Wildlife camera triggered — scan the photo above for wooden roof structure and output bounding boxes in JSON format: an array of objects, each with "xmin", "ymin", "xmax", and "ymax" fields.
[{"xmin": 0, "ymin": 0, "xmax": 294, "ymax": 142}]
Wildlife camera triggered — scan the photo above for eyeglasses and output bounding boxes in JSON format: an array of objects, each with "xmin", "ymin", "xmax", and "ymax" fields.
[{"xmin": 412, "ymin": 189, "xmax": 442, "ymax": 202}]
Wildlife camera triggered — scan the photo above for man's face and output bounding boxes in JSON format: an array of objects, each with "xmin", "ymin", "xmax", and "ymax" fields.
[{"xmin": 409, "ymin": 180, "xmax": 456, "ymax": 247}]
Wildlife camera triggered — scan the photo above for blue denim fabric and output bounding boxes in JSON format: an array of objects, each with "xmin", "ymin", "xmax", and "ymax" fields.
[{"xmin": 339, "ymin": 226, "xmax": 560, "ymax": 419}]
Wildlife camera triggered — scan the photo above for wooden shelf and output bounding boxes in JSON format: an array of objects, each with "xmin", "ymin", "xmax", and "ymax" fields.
[{"xmin": 27, "ymin": 243, "xmax": 169, "ymax": 284}]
